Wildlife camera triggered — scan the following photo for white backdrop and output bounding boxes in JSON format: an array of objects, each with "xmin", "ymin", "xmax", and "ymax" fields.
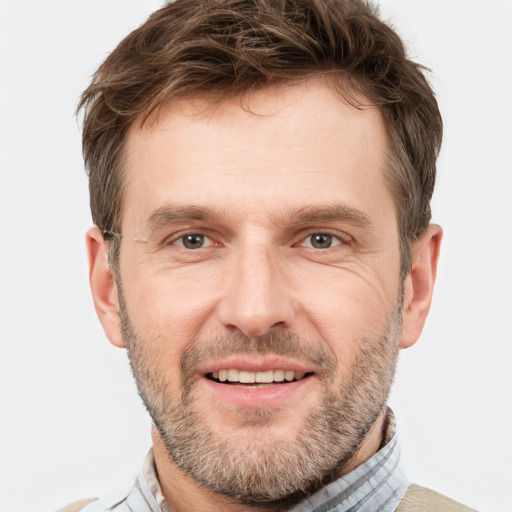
[{"xmin": 0, "ymin": 1, "xmax": 511, "ymax": 511}]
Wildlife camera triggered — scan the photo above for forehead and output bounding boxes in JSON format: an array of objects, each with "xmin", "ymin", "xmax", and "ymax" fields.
[{"xmin": 122, "ymin": 79, "xmax": 393, "ymax": 232}]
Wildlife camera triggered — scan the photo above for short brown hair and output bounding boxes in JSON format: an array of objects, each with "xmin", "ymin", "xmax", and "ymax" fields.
[{"xmin": 78, "ymin": 0, "xmax": 442, "ymax": 274}]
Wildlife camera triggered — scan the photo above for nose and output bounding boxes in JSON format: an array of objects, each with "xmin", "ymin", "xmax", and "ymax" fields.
[{"xmin": 217, "ymin": 243, "xmax": 296, "ymax": 337}]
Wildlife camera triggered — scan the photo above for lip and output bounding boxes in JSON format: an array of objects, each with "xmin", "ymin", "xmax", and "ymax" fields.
[
  {"xmin": 201, "ymin": 374, "xmax": 315, "ymax": 407},
  {"xmin": 198, "ymin": 355, "xmax": 314, "ymax": 375},
  {"xmin": 197, "ymin": 355, "xmax": 318, "ymax": 407}
]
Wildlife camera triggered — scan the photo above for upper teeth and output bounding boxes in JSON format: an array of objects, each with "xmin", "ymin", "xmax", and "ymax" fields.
[{"xmin": 212, "ymin": 369, "xmax": 305, "ymax": 383}]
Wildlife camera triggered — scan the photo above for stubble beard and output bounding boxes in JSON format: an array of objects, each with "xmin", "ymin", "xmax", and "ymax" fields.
[{"xmin": 120, "ymin": 293, "xmax": 402, "ymax": 508}]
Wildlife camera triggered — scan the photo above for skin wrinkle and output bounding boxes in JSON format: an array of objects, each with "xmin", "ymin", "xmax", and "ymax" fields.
[
  {"xmin": 138, "ymin": 202, "xmax": 375, "ymax": 243},
  {"xmin": 124, "ymin": 215, "xmax": 385, "ymax": 296},
  {"xmin": 286, "ymin": 254, "xmax": 395, "ymax": 314},
  {"xmin": 126, "ymin": 207, "xmax": 384, "ymax": 284},
  {"xmin": 102, "ymin": 82, "xmax": 417, "ymax": 512},
  {"xmin": 120, "ymin": 280, "xmax": 403, "ymax": 508}
]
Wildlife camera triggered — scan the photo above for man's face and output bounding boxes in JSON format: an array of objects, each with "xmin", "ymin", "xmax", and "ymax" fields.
[{"xmin": 117, "ymin": 80, "xmax": 404, "ymax": 504}]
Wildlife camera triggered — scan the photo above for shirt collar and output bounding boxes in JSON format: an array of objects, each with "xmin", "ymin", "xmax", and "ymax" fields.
[
  {"xmin": 288, "ymin": 409, "xmax": 409, "ymax": 511},
  {"xmin": 142, "ymin": 449, "xmax": 172, "ymax": 512}
]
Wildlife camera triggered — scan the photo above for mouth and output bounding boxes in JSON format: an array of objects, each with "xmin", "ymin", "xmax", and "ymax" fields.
[
  {"xmin": 199, "ymin": 358, "xmax": 317, "ymax": 408},
  {"xmin": 205, "ymin": 369, "xmax": 314, "ymax": 387}
]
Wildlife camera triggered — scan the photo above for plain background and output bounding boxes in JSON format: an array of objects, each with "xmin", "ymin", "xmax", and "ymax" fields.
[{"xmin": 1, "ymin": 1, "xmax": 511, "ymax": 511}]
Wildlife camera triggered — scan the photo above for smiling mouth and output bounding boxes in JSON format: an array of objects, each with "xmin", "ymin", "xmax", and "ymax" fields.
[{"xmin": 205, "ymin": 369, "xmax": 314, "ymax": 387}]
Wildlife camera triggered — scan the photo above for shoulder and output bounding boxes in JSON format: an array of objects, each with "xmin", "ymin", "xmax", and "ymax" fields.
[
  {"xmin": 55, "ymin": 494, "xmax": 133, "ymax": 512},
  {"xmin": 55, "ymin": 499, "xmax": 99, "ymax": 512},
  {"xmin": 396, "ymin": 484, "xmax": 478, "ymax": 512}
]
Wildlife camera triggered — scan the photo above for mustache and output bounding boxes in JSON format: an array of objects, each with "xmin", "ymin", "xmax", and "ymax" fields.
[{"xmin": 179, "ymin": 331, "xmax": 337, "ymax": 386}]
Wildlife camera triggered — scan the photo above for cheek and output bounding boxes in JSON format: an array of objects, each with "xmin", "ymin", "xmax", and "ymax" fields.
[
  {"xmin": 292, "ymin": 266, "xmax": 398, "ymax": 367},
  {"xmin": 121, "ymin": 278, "xmax": 207, "ymax": 397},
  {"xmin": 121, "ymin": 265, "xmax": 224, "ymax": 348}
]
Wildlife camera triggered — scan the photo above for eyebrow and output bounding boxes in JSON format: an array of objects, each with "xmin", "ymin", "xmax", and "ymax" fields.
[
  {"xmin": 145, "ymin": 202, "xmax": 374, "ymax": 233},
  {"xmin": 145, "ymin": 204, "xmax": 222, "ymax": 232},
  {"xmin": 278, "ymin": 204, "xmax": 373, "ymax": 231}
]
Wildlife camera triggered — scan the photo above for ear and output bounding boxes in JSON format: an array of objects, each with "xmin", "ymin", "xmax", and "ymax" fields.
[
  {"xmin": 400, "ymin": 224, "xmax": 443, "ymax": 349},
  {"xmin": 86, "ymin": 227, "xmax": 124, "ymax": 348}
]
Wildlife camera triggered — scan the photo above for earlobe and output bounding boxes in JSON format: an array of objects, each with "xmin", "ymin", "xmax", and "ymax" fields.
[
  {"xmin": 400, "ymin": 224, "xmax": 443, "ymax": 349},
  {"xmin": 86, "ymin": 227, "xmax": 125, "ymax": 348}
]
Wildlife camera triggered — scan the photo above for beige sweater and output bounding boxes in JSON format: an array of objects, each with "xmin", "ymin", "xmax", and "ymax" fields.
[{"xmin": 57, "ymin": 484, "xmax": 477, "ymax": 512}]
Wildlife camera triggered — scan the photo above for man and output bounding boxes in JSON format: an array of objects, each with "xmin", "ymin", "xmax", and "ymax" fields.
[{"xmin": 62, "ymin": 0, "xmax": 475, "ymax": 510}]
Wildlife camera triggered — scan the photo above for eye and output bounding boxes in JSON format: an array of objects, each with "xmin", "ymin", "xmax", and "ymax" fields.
[
  {"xmin": 301, "ymin": 233, "xmax": 345, "ymax": 249},
  {"xmin": 173, "ymin": 234, "xmax": 211, "ymax": 249}
]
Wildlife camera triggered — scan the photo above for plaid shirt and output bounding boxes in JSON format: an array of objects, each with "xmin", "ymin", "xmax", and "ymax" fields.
[{"xmin": 80, "ymin": 409, "xmax": 409, "ymax": 512}]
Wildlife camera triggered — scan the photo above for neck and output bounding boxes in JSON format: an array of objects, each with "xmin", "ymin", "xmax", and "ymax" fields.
[
  {"xmin": 151, "ymin": 410, "xmax": 387, "ymax": 512},
  {"xmin": 339, "ymin": 410, "xmax": 387, "ymax": 475}
]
